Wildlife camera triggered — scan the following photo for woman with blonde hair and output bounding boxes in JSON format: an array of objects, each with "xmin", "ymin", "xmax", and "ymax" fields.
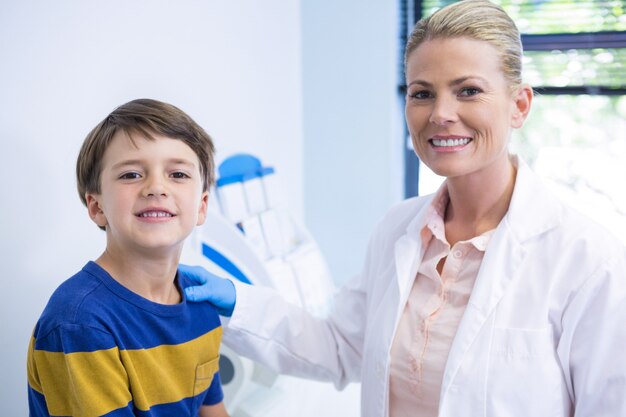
[{"xmin": 184, "ymin": 1, "xmax": 626, "ymax": 415}]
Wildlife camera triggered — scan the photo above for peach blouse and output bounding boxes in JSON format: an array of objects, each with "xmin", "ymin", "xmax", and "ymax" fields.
[{"xmin": 389, "ymin": 185, "xmax": 494, "ymax": 417}]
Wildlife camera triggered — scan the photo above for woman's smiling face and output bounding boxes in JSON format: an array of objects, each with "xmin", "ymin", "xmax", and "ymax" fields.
[{"xmin": 405, "ymin": 36, "xmax": 531, "ymax": 181}]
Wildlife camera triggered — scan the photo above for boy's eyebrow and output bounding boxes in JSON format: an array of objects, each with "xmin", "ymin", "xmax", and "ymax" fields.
[
  {"xmin": 111, "ymin": 160, "xmax": 141, "ymax": 170},
  {"xmin": 110, "ymin": 158, "xmax": 198, "ymax": 170},
  {"xmin": 167, "ymin": 158, "xmax": 198, "ymax": 168}
]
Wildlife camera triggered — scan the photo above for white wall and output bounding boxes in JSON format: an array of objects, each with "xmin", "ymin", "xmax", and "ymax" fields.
[
  {"xmin": 301, "ymin": 0, "xmax": 403, "ymax": 285},
  {"xmin": 0, "ymin": 1, "xmax": 302, "ymax": 414}
]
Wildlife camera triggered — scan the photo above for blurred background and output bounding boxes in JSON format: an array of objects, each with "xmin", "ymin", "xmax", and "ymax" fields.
[{"xmin": 1, "ymin": 0, "xmax": 624, "ymax": 415}]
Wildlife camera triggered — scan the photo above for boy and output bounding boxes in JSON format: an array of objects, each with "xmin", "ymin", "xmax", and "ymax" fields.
[{"xmin": 27, "ymin": 99, "xmax": 229, "ymax": 417}]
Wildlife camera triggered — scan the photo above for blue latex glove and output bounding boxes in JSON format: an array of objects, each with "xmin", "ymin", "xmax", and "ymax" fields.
[{"xmin": 179, "ymin": 264, "xmax": 236, "ymax": 317}]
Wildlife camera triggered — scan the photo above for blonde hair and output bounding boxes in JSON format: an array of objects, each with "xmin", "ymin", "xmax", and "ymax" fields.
[{"xmin": 405, "ymin": 0, "xmax": 523, "ymax": 90}]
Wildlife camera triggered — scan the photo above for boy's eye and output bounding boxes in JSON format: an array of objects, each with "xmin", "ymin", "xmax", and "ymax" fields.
[
  {"xmin": 171, "ymin": 172, "xmax": 190, "ymax": 179},
  {"xmin": 459, "ymin": 87, "xmax": 481, "ymax": 97},
  {"xmin": 119, "ymin": 172, "xmax": 141, "ymax": 180}
]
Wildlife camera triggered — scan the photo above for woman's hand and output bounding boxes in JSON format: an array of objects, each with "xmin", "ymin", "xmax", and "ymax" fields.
[{"xmin": 179, "ymin": 264, "xmax": 236, "ymax": 317}]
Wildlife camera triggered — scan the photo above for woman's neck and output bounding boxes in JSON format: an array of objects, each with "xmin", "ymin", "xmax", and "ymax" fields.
[{"xmin": 444, "ymin": 156, "xmax": 516, "ymax": 244}]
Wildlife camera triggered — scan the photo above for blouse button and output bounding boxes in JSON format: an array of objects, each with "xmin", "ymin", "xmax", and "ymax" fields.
[{"xmin": 453, "ymin": 249, "xmax": 464, "ymax": 258}]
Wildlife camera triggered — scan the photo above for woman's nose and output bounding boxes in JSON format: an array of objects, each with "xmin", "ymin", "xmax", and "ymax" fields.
[{"xmin": 429, "ymin": 96, "xmax": 458, "ymax": 126}]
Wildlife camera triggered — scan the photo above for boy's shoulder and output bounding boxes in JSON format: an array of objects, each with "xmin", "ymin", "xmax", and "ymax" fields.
[
  {"xmin": 35, "ymin": 262, "xmax": 222, "ymax": 346},
  {"xmin": 35, "ymin": 262, "xmax": 115, "ymax": 339}
]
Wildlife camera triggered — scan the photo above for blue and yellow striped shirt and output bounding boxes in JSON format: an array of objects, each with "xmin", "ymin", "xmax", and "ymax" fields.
[{"xmin": 27, "ymin": 261, "xmax": 223, "ymax": 416}]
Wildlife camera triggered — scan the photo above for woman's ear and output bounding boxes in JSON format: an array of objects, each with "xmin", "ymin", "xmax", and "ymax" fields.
[
  {"xmin": 85, "ymin": 193, "xmax": 108, "ymax": 228},
  {"xmin": 511, "ymin": 84, "xmax": 533, "ymax": 129}
]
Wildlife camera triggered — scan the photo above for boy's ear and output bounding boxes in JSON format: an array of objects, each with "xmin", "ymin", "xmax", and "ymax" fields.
[
  {"xmin": 85, "ymin": 193, "xmax": 108, "ymax": 228},
  {"xmin": 196, "ymin": 191, "xmax": 209, "ymax": 226},
  {"xmin": 511, "ymin": 83, "xmax": 533, "ymax": 129}
]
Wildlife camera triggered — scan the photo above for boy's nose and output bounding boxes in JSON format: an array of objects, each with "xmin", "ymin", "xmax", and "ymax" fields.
[{"xmin": 142, "ymin": 176, "xmax": 168, "ymax": 197}]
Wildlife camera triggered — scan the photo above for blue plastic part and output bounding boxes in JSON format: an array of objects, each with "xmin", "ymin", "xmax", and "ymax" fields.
[
  {"xmin": 216, "ymin": 154, "xmax": 275, "ymax": 188},
  {"xmin": 201, "ymin": 243, "xmax": 253, "ymax": 285},
  {"xmin": 216, "ymin": 175, "xmax": 245, "ymax": 187},
  {"xmin": 258, "ymin": 167, "xmax": 275, "ymax": 176},
  {"xmin": 218, "ymin": 154, "xmax": 262, "ymax": 178}
]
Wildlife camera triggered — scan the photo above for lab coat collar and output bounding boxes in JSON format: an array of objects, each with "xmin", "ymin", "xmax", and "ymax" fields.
[
  {"xmin": 505, "ymin": 155, "xmax": 563, "ymax": 243},
  {"xmin": 399, "ymin": 155, "xmax": 562, "ymax": 251},
  {"xmin": 393, "ymin": 154, "xmax": 560, "ymax": 295},
  {"xmin": 393, "ymin": 154, "xmax": 563, "ymax": 311}
]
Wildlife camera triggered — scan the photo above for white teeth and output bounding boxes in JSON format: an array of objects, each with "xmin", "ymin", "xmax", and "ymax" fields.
[
  {"xmin": 431, "ymin": 138, "xmax": 471, "ymax": 147},
  {"xmin": 140, "ymin": 211, "xmax": 173, "ymax": 218}
]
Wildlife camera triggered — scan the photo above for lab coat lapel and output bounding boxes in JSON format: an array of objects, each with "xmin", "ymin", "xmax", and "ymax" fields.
[
  {"xmin": 393, "ymin": 198, "xmax": 433, "ymax": 322},
  {"xmin": 440, "ymin": 221, "xmax": 526, "ymax": 395},
  {"xmin": 394, "ymin": 234, "xmax": 422, "ymax": 314},
  {"xmin": 440, "ymin": 156, "xmax": 561, "ymax": 396}
]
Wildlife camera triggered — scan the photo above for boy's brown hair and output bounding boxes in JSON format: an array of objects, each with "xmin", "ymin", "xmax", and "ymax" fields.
[{"xmin": 76, "ymin": 98, "xmax": 215, "ymax": 209}]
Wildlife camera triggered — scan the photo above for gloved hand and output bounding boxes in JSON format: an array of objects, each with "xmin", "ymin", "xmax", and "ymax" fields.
[{"xmin": 179, "ymin": 264, "xmax": 236, "ymax": 317}]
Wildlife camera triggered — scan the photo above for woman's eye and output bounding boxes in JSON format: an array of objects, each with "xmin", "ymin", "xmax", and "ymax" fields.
[
  {"xmin": 171, "ymin": 172, "xmax": 190, "ymax": 179},
  {"xmin": 409, "ymin": 90, "xmax": 432, "ymax": 100},
  {"xmin": 459, "ymin": 87, "xmax": 481, "ymax": 97},
  {"xmin": 119, "ymin": 172, "xmax": 140, "ymax": 180}
]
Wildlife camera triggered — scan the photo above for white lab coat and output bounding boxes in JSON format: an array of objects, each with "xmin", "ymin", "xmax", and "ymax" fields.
[{"xmin": 222, "ymin": 156, "xmax": 626, "ymax": 417}]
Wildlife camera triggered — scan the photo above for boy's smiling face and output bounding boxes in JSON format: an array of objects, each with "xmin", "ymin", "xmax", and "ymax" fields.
[{"xmin": 85, "ymin": 131, "xmax": 208, "ymax": 257}]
